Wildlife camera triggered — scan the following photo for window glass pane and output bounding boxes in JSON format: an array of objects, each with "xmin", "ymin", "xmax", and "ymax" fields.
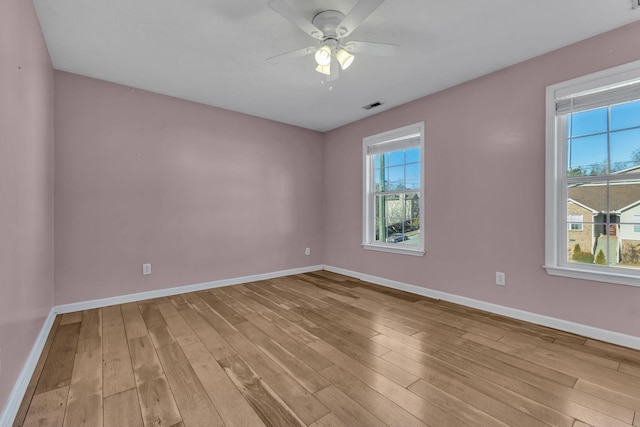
[
  {"xmin": 406, "ymin": 161, "xmax": 420, "ymax": 189},
  {"xmin": 375, "ymin": 148, "xmax": 422, "ymax": 191},
  {"xmin": 389, "ymin": 231, "xmax": 420, "ymax": 246},
  {"xmin": 374, "ymin": 167, "xmax": 388, "ymax": 191},
  {"xmin": 373, "ymin": 194, "xmax": 389, "ymax": 243},
  {"xmin": 568, "ymin": 180, "xmax": 640, "ymax": 246},
  {"xmin": 406, "ymin": 163, "xmax": 420, "ymax": 180},
  {"xmin": 567, "ymin": 214, "xmax": 584, "ymax": 231},
  {"xmin": 374, "ymin": 152, "xmax": 389, "ymax": 170},
  {"xmin": 405, "ymin": 147, "xmax": 420, "ymax": 164},
  {"xmin": 593, "ymin": 228, "xmax": 611, "ymax": 266},
  {"xmin": 567, "ymin": 134, "xmax": 608, "ymax": 176},
  {"xmin": 388, "ymin": 194, "xmax": 420, "ymax": 246},
  {"xmin": 578, "ymin": 186, "xmax": 640, "ymax": 269},
  {"xmin": 622, "ymin": 220, "xmax": 640, "ymax": 234},
  {"xmin": 595, "ymin": 229, "xmax": 640, "ymax": 270},
  {"xmin": 611, "ymin": 100, "xmax": 640, "ymax": 131},
  {"xmin": 567, "ymin": 223, "xmax": 603, "ymax": 264},
  {"xmin": 611, "ymin": 179, "xmax": 640, "ymax": 216},
  {"xmin": 373, "ymin": 193, "xmax": 420, "ymax": 245},
  {"xmin": 404, "ymin": 179, "xmax": 420, "ymax": 190},
  {"xmin": 389, "ymin": 150, "xmax": 405, "ymax": 167},
  {"xmin": 615, "ymin": 181, "xmax": 640, "ymax": 238},
  {"xmin": 385, "ymin": 194, "xmax": 404, "ymax": 226},
  {"xmin": 567, "ymin": 183, "xmax": 607, "ymax": 223},
  {"xmin": 610, "ymin": 128, "xmax": 640, "ymax": 172},
  {"xmin": 620, "ymin": 240, "xmax": 640, "ymax": 269},
  {"xmin": 388, "ymin": 166, "xmax": 405, "ymax": 189},
  {"xmin": 569, "ymin": 108, "xmax": 608, "ymax": 137}
]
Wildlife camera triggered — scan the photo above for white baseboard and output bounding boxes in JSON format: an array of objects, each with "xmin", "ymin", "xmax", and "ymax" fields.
[
  {"xmin": 0, "ymin": 308, "xmax": 57, "ymax": 427},
  {"xmin": 4, "ymin": 263, "xmax": 637, "ymax": 426},
  {"xmin": 54, "ymin": 264, "xmax": 324, "ymax": 314},
  {"xmin": 1, "ymin": 264, "xmax": 323, "ymax": 425},
  {"xmin": 323, "ymin": 265, "xmax": 640, "ymax": 351}
]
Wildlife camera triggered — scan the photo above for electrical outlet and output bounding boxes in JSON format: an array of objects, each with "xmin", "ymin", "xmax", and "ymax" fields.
[
  {"xmin": 495, "ymin": 272, "xmax": 506, "ymax": 286},
  {"xmin": 305, "ymin": 247, "xmax": 311, "ymax": 256},
  {"xmin": 143, "ymin": 263, "xmax": 152, "ymax": 275}
]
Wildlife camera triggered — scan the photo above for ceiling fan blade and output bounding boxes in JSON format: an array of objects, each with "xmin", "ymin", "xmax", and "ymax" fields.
[
  {"xmin": 267, "ymin": 46, "xmax": 316, "ymax": 64},
  {"xmin": 268, "ymin": 0, "xmax": 323, "ymax": 40},
  {"xmin": 336, "ymin": 0, "xmax": 385, "ymax": 38},
  {"xmin": 343, "ymin": 41, "xmax": 398, "ymax": 57}
]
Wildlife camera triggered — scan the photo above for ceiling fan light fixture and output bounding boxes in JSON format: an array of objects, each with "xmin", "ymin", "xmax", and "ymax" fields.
[
  {"xmin": 314, "ymin": 45, "xmax": 332, "ymax": 66},
  {"xmin": 315, "ymin": 63, "xmax": 331, "ymax": 75},
  {"xmin": 267, "ymin": 0, "xmax": 395, "ymax": 83},
  {"xmin": 336, "ymin": 48, "xmax": 354, "ymax": 70}
]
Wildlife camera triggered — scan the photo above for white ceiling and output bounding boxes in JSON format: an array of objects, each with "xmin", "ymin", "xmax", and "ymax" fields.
[{"xmin": 33, "ymin": 0, "xmax": 640, "ymax": 132}]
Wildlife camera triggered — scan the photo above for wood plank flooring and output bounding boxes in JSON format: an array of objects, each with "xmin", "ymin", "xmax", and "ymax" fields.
[{"xmin": 13, "ymin": 271, "xmax": 640, "ymax": 427}]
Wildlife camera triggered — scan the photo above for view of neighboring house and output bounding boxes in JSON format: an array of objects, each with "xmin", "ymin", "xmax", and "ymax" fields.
[
  {"xmin": 567, "ymin": 178, "xmax": 640, "ymax": 266},
  {"xmin": 384, "ymin": 194, "xmax": 420, "ymax": 229}
]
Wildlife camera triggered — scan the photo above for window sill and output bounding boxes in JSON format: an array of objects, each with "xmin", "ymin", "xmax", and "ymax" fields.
[
  {"xmin": 362, "ymin": 244, "xmax": 425, "ymax": 256},
  {"xmin": 544, "ymin": 265, "xmax": 640, "ymax": 287}
]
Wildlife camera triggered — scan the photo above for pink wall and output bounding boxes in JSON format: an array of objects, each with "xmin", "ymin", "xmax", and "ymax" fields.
[
  {"xmin": 4, "ymin": 3, "xmax": 639, "ymax": 420},
  {"xmin": 54, "ymin": 72, "xmax": 324, "ymax": 305},
  {"xmin": 0, "ymin": 0, "xmax": 54, "ymax": 413},
  {"xmin": 53, "ymin": 22, "xmax": 640, "ymax": 336},
  {"xmin": 323, "ymin": 22, "xmax": 640, "ymax": 338}
]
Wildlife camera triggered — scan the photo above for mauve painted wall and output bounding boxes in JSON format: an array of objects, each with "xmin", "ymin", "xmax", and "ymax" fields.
[
  {"xmin": 323, "ymin": 22, "xmax": 640, "ymax": 338},
  {"xmin": 54, "ymin": 72, "xmax": 324, "ymax": 305},
  {"xmin": 0, "ymin": 0, "xmax": 54, "ymax": 412}
]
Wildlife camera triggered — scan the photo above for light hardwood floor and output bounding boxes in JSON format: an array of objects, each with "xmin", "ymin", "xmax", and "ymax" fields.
[{"xmin": 13, "ymin": 271, "xmax": 640, "ymax": 427}]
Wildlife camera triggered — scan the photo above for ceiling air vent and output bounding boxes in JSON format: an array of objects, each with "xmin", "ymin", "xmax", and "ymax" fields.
[{"xmin": 362, "ymin": 101, "xmax": 383, "ymax": 110}]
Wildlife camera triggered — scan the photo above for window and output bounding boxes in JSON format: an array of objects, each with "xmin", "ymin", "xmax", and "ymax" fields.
[
  {"xmin": 363, "ymin": 122, "xmax": 424, "ymax": 255},
  {"xmin": 567, "ymin": 214, "xmax": 583, "ymax": 231},
  {"xmin": 545, "ymin": 61, "xmax": 640, "ymax": 286}
]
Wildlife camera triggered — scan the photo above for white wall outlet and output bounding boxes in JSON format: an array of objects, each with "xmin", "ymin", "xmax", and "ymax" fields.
[
  {"xmin": 496, "ymin": 272, "xmax": 506, "ymax": 286},
  {"xmin": 142, "ymin": 263, "xmax": 152, "ymax": 275},
  {"xmin": 305, "ymin": 247, "xmax": 311, "ymax": 256}
]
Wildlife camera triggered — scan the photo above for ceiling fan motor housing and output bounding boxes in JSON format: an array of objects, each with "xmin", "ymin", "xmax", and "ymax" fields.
[
  {"xmin": 312, "ymin": 10, "xmax": 346, "ymax": 39},
  {"xmin": 265, "ymin": 0, "xmax": 396, "ymax": 80}
]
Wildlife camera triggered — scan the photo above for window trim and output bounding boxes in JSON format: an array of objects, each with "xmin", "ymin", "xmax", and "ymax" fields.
[
  {"xmin": 362, "ymin": 122, "xmax": 425, "ymax": 256},
  {"xmin": 567, "ymin": 214, "xmax": 584, "ymax": 231},
  {"xmin": 545, "ymin": 60, "xmax": 640, "ymax": 287}
]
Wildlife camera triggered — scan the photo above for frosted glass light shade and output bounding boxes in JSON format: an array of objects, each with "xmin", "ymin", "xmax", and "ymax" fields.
[
  {"xmin": 336, "ymin": 49, "xmax": 354, "ymax": 70},
  {"xmin": 314, "ymin": 45, "xmax": 331, "ymax": 66},
  {"xmin": 315, "ymin": 64, "xmax": 331, "ymax": 75}
]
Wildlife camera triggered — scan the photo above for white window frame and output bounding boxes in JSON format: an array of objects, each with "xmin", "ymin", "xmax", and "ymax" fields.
[
  {"xmin": 545, "ymin": 60, "xmax": 640, "ymax": 287},
  {"xmin": 362, "ymin": 122, "xmax": 425, "ymax": 256},
  {"xmin": 634, "ymin": 214, "xmax": 640, "ymax": 233},
  {"xmin": 567, "ymin": 214, "xmax": 583, "ymax": 231}
]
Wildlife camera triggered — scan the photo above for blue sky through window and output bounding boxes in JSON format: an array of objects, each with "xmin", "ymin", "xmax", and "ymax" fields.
[
  {"xmin": 567, "ymin": 100, "xmax": 640, "ymax": 175},
  {"xmin": 374, "ymin": 147, "xmax": 420, "ymax": 191}
]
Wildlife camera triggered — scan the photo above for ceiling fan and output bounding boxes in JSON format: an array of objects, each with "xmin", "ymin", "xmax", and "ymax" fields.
[{"xmin": 266, "ymin": 0, "xmax": 398, "ymax": 81}]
